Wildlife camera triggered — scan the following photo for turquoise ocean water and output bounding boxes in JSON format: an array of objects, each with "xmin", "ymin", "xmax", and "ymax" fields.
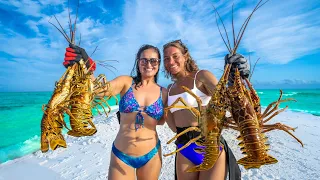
[
  {"xmin": 0, "ymin": 92, "xmax": 120, "ymax": 163},
  {"xmin": 0, "ymin": 89, "xmax": 319, "ymax": 163}
]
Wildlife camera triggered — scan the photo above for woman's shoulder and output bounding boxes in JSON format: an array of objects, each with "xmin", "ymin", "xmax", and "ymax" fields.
[
  {"xmin": 196, "ymin": 69, "xmax": 217, "ymax": 81},
  {"xmin": 197, "ymin": 69, "xmax": 214, "ymax": 77}
]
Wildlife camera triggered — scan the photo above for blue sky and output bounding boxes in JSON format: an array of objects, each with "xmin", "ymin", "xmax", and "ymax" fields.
[{"xmin": 0, "ymin": 0, "xmax": 319, "ymax": 92}]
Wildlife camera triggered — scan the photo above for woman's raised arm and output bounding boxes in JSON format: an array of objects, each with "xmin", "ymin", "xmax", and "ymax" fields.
[{"xmin": 93, "ymin": 75, "xmax": 133, "ymax": 98}]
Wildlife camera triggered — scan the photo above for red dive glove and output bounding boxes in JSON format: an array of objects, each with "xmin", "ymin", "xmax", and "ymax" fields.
[{"xmin": 63, "ymin": 44, "xmax": 96, "ymax": 71}]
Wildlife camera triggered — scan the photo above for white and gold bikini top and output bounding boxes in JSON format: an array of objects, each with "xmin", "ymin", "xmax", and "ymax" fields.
[{"xmin": 167, "ymin": 70, "xmax": 211, "ymax": 113}]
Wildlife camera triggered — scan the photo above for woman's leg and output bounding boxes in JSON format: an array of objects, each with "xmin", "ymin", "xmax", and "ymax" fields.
[
  {"xmin": 136, "ymin": 148, "xmax": 162, "ymax": 180},
  {"xmin": 199, "ymin": 149, "xmax": 227, "ymax": 180},
  {"xmin": 176, "ymin": 152, "xmax": 199, "ymax": 180},
  {"xmin": 108, "ymin": 151, "xmax": 135, "ymax": 180}
]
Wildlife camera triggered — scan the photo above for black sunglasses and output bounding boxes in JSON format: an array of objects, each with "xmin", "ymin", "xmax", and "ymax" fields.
[{"xmin": 139, "ymin": 58, "xmax": 160, "ymax": 66}]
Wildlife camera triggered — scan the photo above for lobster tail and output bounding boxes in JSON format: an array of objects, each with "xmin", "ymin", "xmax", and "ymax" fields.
[
  {"xmin": 49, "ymin": 134, "xmax": 67, "ymax": 151},
  {"xmin": 67, "ymin": 127, "xmax": 97, "ymax": 137},
  {"xmin": 41, "ymin": 133, "xmax": 67, "ymax": 152},
  {"xmin": 40, "ymin": 113, "xmax": 67, "ymax": 152},
  {"xmin": 237, "ymin": 155, "xmax": 278, "ymax": 169}
]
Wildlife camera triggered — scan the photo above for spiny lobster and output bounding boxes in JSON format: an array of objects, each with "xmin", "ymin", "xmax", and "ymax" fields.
[
  {"xmin": 226, "ymin": 69, "xmax": 303, "ymax": 169},
  {"xmin": 41, "ymin": 0, "xmax": 116, "ymax": 151},
  {"xmin": 40, "ymin": 65, "xmax": 76, "ymax": 152},
  {"xmin": 210, "ymin": 0, "xmax": 303, "ymax": 169},
  {"xmin": 163, "ymin": 64, "xmax": 232, "ymax": 172}
]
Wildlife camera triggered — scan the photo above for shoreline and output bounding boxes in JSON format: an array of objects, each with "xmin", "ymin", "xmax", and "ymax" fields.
[
  {"xmin": 0, "ymin": 106, "xmax": 120, "ymax": 164},
  {"xmin": 1, "ymin": 109, "xmax": 320, "ymax": 179},
  {"xmin": 2, "ymin": 106, "xmax": 318, "ymax": 164}
]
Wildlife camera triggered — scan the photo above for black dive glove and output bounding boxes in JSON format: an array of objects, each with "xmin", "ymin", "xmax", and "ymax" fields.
[{"xmin": 224, "ymin": 53, "xmax": 250, "ymax": 85}]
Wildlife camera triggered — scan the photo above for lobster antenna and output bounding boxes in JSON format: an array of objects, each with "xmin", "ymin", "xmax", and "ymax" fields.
[
  {"xmin": 68, "ymin": 0, "xmax": 72, "ymax": 39},
  {"xmin": 232, "ymin": 4, "xmax": 236, "ymax": 47},
  {"xmin": 249, "ymin": 57, "xmax": 260, "ymax": 80},
  {"xmin": 53, "ymin": 15, "xmax": 71, "ymax": 43},
  {"xmin": 213, "ymin": 67, "xmax": 225, "ymax": 72},
  {"xmin": 235, "ymin": 0, "xmax": 270, "ymax": 47},
  {"xmin": 48, "ymin": 17, "xmax": 71, "ymax": 43},
  {"xmin": 78, "ymin": 33, "xmax": 82, "ymax": 46},
  {"xmin": 73, "ymin": 0, "xmax": 80, "ymax": 44},
  {"xmin": 91, "ymin": 46, "xmax": 99, "ymax": 57},
  {"xmin": 99, "ymin": 63, "xmax": 118, "ymax": 71},
  {"xmin": 233, "ymin": 0, "xmax": 269, "ymax": 54},
  {"xmin": 214, "ymin": 13, "xmax": 231, "ymax": 53},
  {"xmin": 212, "ymin": 5, "xmax": 232, "ymax": 52},
  {"xmin": 98, "ymin": 59, "xmax": 120, "ymax": 63},
  {"xmin": 249, "ymin": 53, "xmax": 252, "ymax": 77},
  {"xmin": 98, "ymin": 63, "xmax": 118, "ymax": 76}
]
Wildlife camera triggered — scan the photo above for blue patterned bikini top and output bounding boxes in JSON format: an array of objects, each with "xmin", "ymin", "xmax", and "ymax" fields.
[{"xmin": 119, "ymin": 86, "xmax": 164, "ymax": 131}]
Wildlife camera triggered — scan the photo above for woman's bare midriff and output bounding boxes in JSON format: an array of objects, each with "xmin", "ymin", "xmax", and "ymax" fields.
[
  {"xmin": 113, "ymin": 112, "xmax": 159, "ymax": 156},
  {"xmin": 172, "ymin": 106, "xmax": 208, "ymax": 127},
  {"xmin": 173, "ymin": 109, "xmax": 198, "ymax": 127}
]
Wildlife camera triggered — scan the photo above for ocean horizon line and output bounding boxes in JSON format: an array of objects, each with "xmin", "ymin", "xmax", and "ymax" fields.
[{"xmin": 1, "ymin": 88, "xmax": 320, "ymax": 93}]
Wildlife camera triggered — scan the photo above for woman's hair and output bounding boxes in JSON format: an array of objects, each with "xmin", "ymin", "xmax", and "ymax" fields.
[
  {"xmin": 130, "ymin": 44, "xmax": 161, "ymax": 89},
  {"xmin": 162, "ymin": 39, "xmax": 199, "ymax": 78}
]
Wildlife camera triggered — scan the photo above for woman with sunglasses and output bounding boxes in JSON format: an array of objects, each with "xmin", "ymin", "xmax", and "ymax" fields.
[
  {"xmin": 63, "ymin": 44, "xmax": 168, "ymax": 180},
  {"xmin": 163, "ymin": 40, "xmax": 249, "ymax": 180}
]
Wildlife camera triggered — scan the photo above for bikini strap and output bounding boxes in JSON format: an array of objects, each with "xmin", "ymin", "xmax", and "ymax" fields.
[
  {"xmin": 168, "ymin": 83, "xmax": 174, "ymax": 96},
  {"xmin": 160, "ymin": 87, "xmax": 163, "ymax": 98},
  {"xmin": 194, "ymin": 70, "xmax": 201, "ymax": 87}
]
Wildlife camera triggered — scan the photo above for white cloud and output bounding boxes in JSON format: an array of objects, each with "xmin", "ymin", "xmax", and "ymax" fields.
[
  {"xmin": 0, "ymin": 0, "xmax": 319, "ymax": 91},
  {"xmin": 241, "ymin": 1, "xmax": 320, "ymax": 64},
  {"xmin": 0, "ymin": 0, "xmax": 43, "ymax": 17}
]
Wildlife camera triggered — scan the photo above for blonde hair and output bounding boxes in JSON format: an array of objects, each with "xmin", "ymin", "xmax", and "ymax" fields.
[{"xmin": 163, "ymin": 39, "xmax": 199, "ymax": 78}]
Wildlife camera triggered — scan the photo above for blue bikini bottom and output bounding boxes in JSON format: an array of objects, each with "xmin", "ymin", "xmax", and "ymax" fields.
[
  {"xmin": 112, "ymin": 140, "xmax": 161, "ymax": 169},
  {"xmin": 175, "ymin": 126, "xmax": 223, "ymax": 165},
  {"xmin": 177, "ymin": 142, "xmax": 223, "ymax": 165}
]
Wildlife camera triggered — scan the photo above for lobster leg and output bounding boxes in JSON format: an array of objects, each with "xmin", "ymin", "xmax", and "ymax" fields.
[
  {"xmin": 167, "ymin": 126, "xmax": 201, "ymax": 144},
  {"xmin": 93, "ymin": 98, "xmax": 111, "ymax": 116},
  {"xmin": 262, "ymin": 98, "xmax": 296, "ymax": 119},
  {"xmin": 164, "ymin": 136, "xmax": 202, "ymax": 157},
  {"xmin": 261, "ymin": 90, "xmax": 296, "ymax": 119},
  {"xmin": 165, "ymin": 97, "xmax": 200, "ymax": 117},
  {"xmin": 262, "ymin": 123, "xmax": 303, "ymax": 147},
  {"xmin": 263, "ymin": 106, "xmax": 289, "ymax": 123},
  {"xmin": 224, "ymin": 117, "xmax": 239, "ymax": 130},
  {"xmin": 186, "ymin": 131, "xmax": 223, "ymax": 172}
]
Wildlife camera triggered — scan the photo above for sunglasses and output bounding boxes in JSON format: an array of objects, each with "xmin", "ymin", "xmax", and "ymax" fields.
[{"xmin": 139, "ymin": 58, "xmax": 160, "ymax": 66}]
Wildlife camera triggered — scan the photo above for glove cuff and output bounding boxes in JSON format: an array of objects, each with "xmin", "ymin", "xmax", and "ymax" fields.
[{"xmin": 86, "ymin": 57, "xmax": 96, "ymax": 72}]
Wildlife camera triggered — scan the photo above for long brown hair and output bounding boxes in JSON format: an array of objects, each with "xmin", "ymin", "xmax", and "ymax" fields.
[{"xmin": 163, "ymin": 39, "xmax": 198, "ymax": 78}]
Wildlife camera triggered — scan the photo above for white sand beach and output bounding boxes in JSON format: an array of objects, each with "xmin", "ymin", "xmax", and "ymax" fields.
[{"xmin": 0, "ymin": 109, "xmax": 319, "ymax": 180}]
